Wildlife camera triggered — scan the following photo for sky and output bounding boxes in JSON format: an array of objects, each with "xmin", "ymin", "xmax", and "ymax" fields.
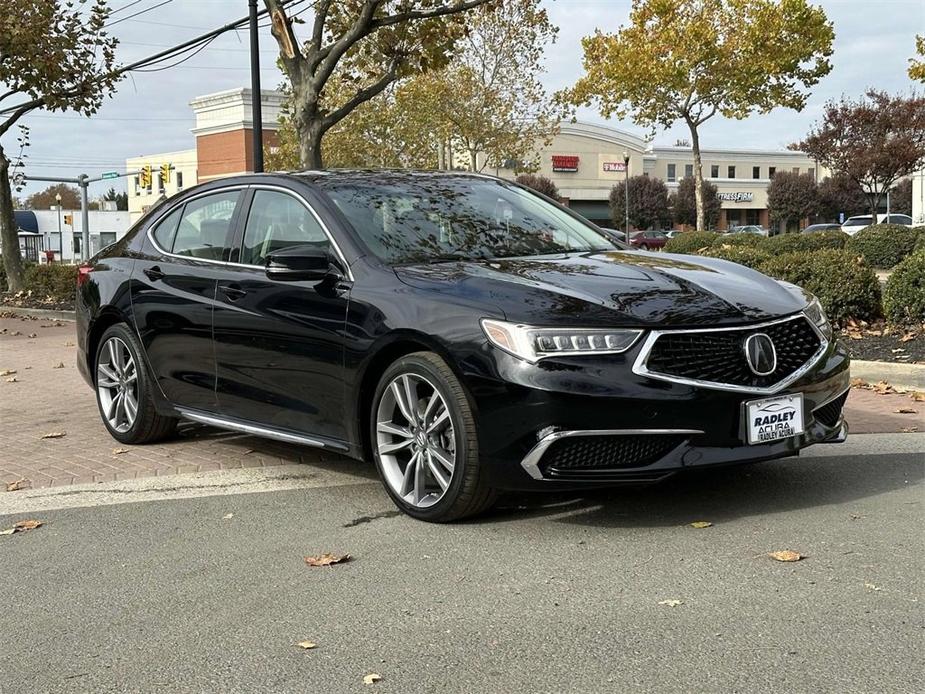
[{"xmin": 8, "ymin": 0, "xmax": 925, "ymax": 199}]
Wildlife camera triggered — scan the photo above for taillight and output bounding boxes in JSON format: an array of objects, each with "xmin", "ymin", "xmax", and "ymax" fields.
[{"xmin": 77, "ymin": 264, "xmax": 93, "ymax": 288}]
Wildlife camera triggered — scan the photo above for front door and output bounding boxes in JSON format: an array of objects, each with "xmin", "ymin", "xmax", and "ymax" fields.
[
  {"xmin": 212, "ymin": 188, "xmax": 351, "ymax": 442},
  {"xmin": 132, "ymin": 189, "xmax": 243, "ymax": 410}
]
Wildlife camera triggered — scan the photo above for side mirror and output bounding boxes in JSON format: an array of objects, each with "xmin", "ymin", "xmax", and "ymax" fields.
[{"xmin": 266, "ymin": 246, "xmax": 341, "ymax": 282}]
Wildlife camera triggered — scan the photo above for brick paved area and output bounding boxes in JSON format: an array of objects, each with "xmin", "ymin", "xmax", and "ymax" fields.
[{"xmin": 1, "ymin": 314, "xmax": 922, "ymax": 491}]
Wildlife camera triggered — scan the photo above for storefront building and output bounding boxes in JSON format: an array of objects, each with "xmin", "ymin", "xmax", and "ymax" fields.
[{"xmin": 491, "ymin": 121, "xmax": 822, "ymax": 232}]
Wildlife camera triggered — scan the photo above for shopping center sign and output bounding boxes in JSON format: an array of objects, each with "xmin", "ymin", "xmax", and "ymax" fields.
[{"xmin": 717, "ymin": 192, "xmax": 754, "ymax": 203}]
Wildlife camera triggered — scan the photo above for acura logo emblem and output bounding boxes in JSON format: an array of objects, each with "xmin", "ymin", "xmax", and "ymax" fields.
[{"xmin": 744, "ymin": 333, "xmax": 777, "ymax": 376}]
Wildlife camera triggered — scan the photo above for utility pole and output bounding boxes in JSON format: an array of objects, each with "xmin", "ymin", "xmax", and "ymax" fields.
[
  {"xmin": 623, "ymin": 151, "xmax": 630, "ymax": 234},
  {"xmin": 249, "ymin": 0, "xmax": 264, "ymax": 173}
]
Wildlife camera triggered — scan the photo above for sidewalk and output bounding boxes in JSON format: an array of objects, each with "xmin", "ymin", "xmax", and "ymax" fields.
[{"xmin": 1, "ymin": 315, "xmax": 922, "ymax": 491}]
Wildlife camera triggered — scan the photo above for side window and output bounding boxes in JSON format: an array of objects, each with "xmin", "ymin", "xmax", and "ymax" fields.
[
  {"xmin": 152, "ymin": 206, "xmax": 182, "ymax": 252},
  {"xmin": 171, "ymin": 191, "xmax": 240, "ymax": 260},
  {"xmin": 241, "ymin": 190, "xmax": 330, "ymax": 266}
]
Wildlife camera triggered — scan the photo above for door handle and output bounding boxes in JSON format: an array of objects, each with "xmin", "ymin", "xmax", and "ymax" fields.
[
  {"xmin": 143, "ymin": 266, "xmax": 165, "ymax": 281},
  {"xmin": 219, "ymin": 284, "xmax": 248, "ymax": 301}
]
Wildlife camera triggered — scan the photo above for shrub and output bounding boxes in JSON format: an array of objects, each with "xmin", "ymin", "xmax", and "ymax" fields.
[
  {"xmin": 718, "ymin": 233, "xmax": 764, "ymax": 247},
  {"xmin": 696, "ymin": 245, "xmax": 771, "ymax": 271},
  {"xmin": 515, "ymin": 174, "xmax": 559, "ymax": 200},
  {"xmin": 914, "ymin": 227, "xmax": 925, "ymax": 253},
  {"xmin": 845, "ymin": 223, "xmax": 923, "ymax": 269},
  {"xmin": 761, "ymin": 230, "xmax": 848, "ymax": 254},
  {"xmin": 883, "ymin": 250, "xmax": 925, "ymax": 325},
  {"xmin": 759, "ymin": 249, "xmax": 881, "ymax": 324},
  {"xmin": 23, "ymin": 263, "xmax": 78, "ymax": 301},
  {"xmin": 664, "ymin": 231, "xmax": 720, "ymax": 255}
]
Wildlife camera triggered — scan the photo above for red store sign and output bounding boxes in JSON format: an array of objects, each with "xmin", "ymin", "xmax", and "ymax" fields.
[{"xmin": 551, "ymin": 155, "xmax": 579, "ymax": 172}]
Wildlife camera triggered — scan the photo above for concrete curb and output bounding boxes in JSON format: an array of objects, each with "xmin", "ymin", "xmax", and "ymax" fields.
[
  {"xmin": 0, "ymin": 305, "xmax": 76, "ymax": 322},
  {"xmin": 851, "ymin": 359, "xmax": 925, "ymax": 390}
]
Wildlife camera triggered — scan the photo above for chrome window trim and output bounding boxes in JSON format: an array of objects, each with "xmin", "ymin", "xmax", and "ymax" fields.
[
  {"xmin": 520, "ymin": 428, "xmax": 703, "ymax": 481},
  {"xmin": 631, "ymin": 313, "xmax": 828, "ymax": 395},
  {"xmin": 145, "ymin": 183, "xmax": 354, "ymax": 281}
]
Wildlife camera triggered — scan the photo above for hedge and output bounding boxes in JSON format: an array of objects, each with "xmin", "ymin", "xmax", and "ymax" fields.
[
  {"xmin": 759, "ymin": 249, "xmax": 881, "ymax": 324},
  {"xmin": 663, "ymin": 231, "xmax": 720, "ymax": 254},
  {"xmin": 23, "ymin": 264, "xmax": 78, "ymax": 301},
  {"xmin": 883, "ymin": 250, "xmax": 925, "ymax": 325},
  {"xmin": 845, "ymin": 224, "xmax": 923, "ymax": 269},
  {"xmin": 914, "ymin": 227, "xmax": 925, "ymax": 254},
  {"xmin": 762, "ymin": 230, "xmax": 848, "ymax": 254},
  {"xmin": 696, "ymin": 245, "xmax": 771, "ymax": 271},
  {"xmin": 718, "ymin": 233, "xmax": 764, "ymax": 247}
]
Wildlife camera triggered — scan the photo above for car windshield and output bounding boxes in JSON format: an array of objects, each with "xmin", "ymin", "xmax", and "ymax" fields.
[
  {"xmin": 317, "ymin": 176, "xmax": 617, "ymax": 264},
  {"xmin": 843, "ymin": 217, "xmax": 870, "ymax": 226}
]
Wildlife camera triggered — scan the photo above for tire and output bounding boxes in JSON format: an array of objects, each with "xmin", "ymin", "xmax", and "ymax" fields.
[
  {"xmin": 94, "ymin": 323, "xmax": 177, "ymax": 445},
  {"xmin": 640, "ymin": 244, "xmax": 650, "ymax": 251},
  {"xmin": 370, "ymin": 351, "xmax": 496, "ymax": 522}
]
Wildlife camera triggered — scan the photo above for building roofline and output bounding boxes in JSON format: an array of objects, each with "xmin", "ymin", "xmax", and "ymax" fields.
[{"xmin": 557, "ymin": 120, "xmax": 648, "ymax": 150}]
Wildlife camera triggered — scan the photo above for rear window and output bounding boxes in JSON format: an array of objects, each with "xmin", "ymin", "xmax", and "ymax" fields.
[
  {"xmin": 842, "ymin": 217, "xmax": 871, "ymax": 227},
  {"xmin": 172, "ymin": 191, "xmax": 241, "ymax": 260}
]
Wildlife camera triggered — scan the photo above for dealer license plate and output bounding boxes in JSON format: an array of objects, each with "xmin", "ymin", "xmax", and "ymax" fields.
[{"xmin": 745, "ymin": 394, "xmax": 804, "ymax": 445}]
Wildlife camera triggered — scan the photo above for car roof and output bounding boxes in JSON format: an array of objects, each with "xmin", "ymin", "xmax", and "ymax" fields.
[{"xmin": 287, "ymin": 169, "xmax": 498, "ymax": 185}]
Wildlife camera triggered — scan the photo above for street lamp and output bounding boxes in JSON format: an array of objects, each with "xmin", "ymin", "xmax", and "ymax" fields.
[
  {"xmin": 623, "ymin": 151, "xmax": 630, "ymax": 234},
  {"xmin": 55, "ymin": 193, "xmax": 62, "ymax": 263}
]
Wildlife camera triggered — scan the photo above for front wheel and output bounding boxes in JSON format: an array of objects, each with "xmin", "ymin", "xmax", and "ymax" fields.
[
  {"xmin": 371, "ymin": 352, "xmax": 496, "ymax": 522},
  {"xmin": 640, "ymin": 243, "xmax": 650, "ymax": 251}
]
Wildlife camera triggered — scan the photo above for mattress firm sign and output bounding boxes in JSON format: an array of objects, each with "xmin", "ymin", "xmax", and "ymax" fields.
[{"xmin": 717, "ymin": 192, "xmax": 754, "ymax": 203}]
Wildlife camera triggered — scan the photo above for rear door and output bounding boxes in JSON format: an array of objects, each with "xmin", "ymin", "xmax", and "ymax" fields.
[
  {"xmin": 132, "ymin": 188, "xmax": 245, "ymax": 410},
  {"xmin": 212, "ymin": 186, "xmax": 351, "ymax": 442}
]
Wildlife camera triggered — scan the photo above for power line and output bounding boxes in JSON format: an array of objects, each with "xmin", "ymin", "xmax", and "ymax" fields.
[
  {"xmin": 109, "ymin": 0, "xmax": 147, "ymax": 16},
  {"xmin": 105, "ymin": 0, "xmax": 174, "ymax": 28}
]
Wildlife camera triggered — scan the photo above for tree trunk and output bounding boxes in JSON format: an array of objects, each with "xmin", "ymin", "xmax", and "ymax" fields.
[
  {"xmin": 687, "ymin": 121, "xmax": 706, "ymax": 232},
  {"xmin": 298, "ymin": 121, "xmax": 324, "ymax": 169},
  {"xmin": 0, "ymin": 145, "xmax": 25, "ymax": 292},
  {"xmin": 868, "ymin": 191, "xmax": 882, "ymax": 225},
  {"xmin": 469, "ymin": 147, "xmax": 478, "ymax": 172}
]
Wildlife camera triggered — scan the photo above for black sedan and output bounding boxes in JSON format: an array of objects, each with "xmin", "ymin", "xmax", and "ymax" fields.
[{"xmin": 76, "ymin": 171, "xmax": 850, "ymax": 522}]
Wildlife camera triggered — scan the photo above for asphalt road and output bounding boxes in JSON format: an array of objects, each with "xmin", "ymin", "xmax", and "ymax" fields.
[{"xmin": 1, "ymin": 433, "xmax": 922, "ymax": 694}]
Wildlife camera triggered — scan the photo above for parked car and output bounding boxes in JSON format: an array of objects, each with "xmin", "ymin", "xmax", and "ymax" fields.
[
  {"xmin": 628, "ymin": 230, "xmax": 668, "ymax": 250},
  {"xmin": 726, "ymin": 225, "xmax": 768, "ymax": 236},
  {"xmin": 75, "ymin": 171, "xmax": 849, "ymax": 522},
  {"xmin": 802, "ymin": 224, "xmax": 844, "ymax": 234},
  {"xmin": 664, "ymin": 230, "xmax": 683, "ymax": 239},
  {"xmin": 841, "ymin": 213, "xmax": 913, "ymax": 236}
]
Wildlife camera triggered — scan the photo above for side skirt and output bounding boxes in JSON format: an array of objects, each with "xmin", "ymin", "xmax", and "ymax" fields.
[{"xmin": 176, "ymin": 408, "xmax": 351, "ymax": 452}]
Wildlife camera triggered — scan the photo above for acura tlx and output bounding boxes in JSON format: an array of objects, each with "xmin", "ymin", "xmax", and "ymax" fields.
[{"xmin": 75, "ymin": 171, "xmax": 849, "ymax": 522}]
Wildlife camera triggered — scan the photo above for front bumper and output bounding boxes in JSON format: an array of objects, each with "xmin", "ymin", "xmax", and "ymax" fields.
[{"xmin": 465, "ymin": 333, "xmax": 851, "ymax": 491}]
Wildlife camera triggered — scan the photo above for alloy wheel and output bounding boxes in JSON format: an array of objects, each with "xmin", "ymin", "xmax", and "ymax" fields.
[
  {"xmin": 375, "ymin": 373, "xmax": 456, "ymax": 508},
  {"xmin": 97, "ymin": 336, "xmax": 139, "ymax": 433}
]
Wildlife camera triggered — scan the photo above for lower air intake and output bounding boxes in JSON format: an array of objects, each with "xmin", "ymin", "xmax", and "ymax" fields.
[{"xmin": 541, "ymin": 434, "xmax": 686, "ymax": 476}]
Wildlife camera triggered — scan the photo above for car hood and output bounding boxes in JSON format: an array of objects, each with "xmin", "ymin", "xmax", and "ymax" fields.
[{"xmin": 393, "ymin": 250, "xmax": 807, "ymax": 328}]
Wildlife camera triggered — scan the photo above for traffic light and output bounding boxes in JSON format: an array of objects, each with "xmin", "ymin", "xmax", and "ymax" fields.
[
  {"xmin": 160, "ymin": 163, "xmax": 171, "ymax": 184},
  {"xmin": 140, "ymin": 165, "xmax": 152, "ymax": 189},
  {"xmin": 63, "ymin": 214, "xmax": 73, "ymax": 226}
]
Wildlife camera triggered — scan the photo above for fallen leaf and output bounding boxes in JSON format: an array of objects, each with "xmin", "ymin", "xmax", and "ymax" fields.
[
  {"xmin": 222, "ymin": 513, "xmax": 234, "ymax": 520},
  {"xmin": 0, "ymin": 528, "xmax": 14, "ymax": 536},
  {"xmin": 849, "ymin": 377, "xmax": 868, "ymax": 389},
  {"xmin": 15, "ymin": 519, "xmax": 42, "ymax": 531},
  {"xmin": 304, "ymin": 553, "xmax": 351, "ymax": 567},
  {"xmin": 296, "ymin": 640, "xmax": 317, "ymax": 650},
  {"xmin": 768, "ymin": 550, "xmax": 804, "ymax": 562},
  {"xmin": 64, "ymin": 341, "xmax": 75, "ymax": 347},
  {"xmin": 6, "ymin": 479, "xmax": 26, "ymax": 492},
  {"xmin": 864, "ymin": 582, "xmax": 882, "ymax": 592},
  {"xmin": 894, "ymin": 408, "xmax": 917, "ymax": 414},
  {"xmin": 689, "ymin": 521, "xmax": 712, "ymax": 528},
  {"xmin": 5, "ymin": 377, "xmax": 17, "ymax": 383},
  {"xmin": 27, "ymin": 332, "xmax": 36, "ymax": 338},
  {"xmin": 40, "ymin": 431, "xmax": 66, "ymax": 439},
  {"xmin": 363, "ymin": 674, "xmax": 382, "ymax": 685},
  {"xmin": 52, "ymin": 362, "xmax": 65, "ymax": 369},
  {"xmin": 10, "ymin": 331, "xmax": 21, "ymax": 336},
  {"xmin": 891, "ymin": 348, "xmax": 905, "ymax": 354},
  {"xmin": 0, "ymin": 369, "xmax": 15, "ymax": 377},
  {"xmin": 901, "ymin": 426, "xmax": 919, "ymax": 433},
  {"xmin": 658, "ymin": 599, "xmax": 683, "ymax": 607},
  {"xmin": 900, "ymin": 332, "xmax": 917, "ymax": 343},
  {"xmin": 112, "ymin": 448, "xmax": 129, "ymax": 455},
  {"xmin": 911, "ymin": 391, "xmax": 925, "ymax": 402}
]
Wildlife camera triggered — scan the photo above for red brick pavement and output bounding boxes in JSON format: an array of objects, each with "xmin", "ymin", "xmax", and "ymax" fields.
[{"xmin": 1, "ymin": 314, "xmax": 922, "ymax": 492}]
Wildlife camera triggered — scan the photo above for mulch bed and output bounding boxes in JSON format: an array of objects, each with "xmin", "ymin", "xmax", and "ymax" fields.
[
  {"xmin": 840, "ymin": 321, "xmax": 924, "ymax": 364},
  {"xmin": 0, "ymin": 292, "xmax": 75, "ymax": 312}
]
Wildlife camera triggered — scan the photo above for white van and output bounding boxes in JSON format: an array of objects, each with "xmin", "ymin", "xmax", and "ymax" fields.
[{"xmin": 841, "ymin": 213, "xmax": 913, "ymax": 236}]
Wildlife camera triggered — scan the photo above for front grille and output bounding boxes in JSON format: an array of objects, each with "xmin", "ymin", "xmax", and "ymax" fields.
[
  {"xmin": 814, "ymin": 391, "xmax": 848, "ymax": 428},
  {"xmin": 644, "ymin": 316, "xmax": 822, "ymax": 389},
  {"xmin": 541, "ymin": 434, "xmax": 686, "ymax": 475}
]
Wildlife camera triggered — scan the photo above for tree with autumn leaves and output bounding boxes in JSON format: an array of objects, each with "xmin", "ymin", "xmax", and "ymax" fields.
[{"xmin": 561, "ymin": 0, "xmax": 834, "ymax": 233}]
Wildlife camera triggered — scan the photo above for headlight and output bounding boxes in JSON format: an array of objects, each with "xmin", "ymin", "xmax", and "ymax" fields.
[
  {"xmin": 803, "ymin": 297, "xmax": 832, "ymax": 339},
  {"xmin": 480, "ymin": 319, "xmax": 642, "ymax": 363}
]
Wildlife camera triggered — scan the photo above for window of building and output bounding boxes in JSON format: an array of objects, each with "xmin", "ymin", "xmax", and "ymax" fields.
[
  {"xmin": 727, "ymin": 166, "xmax": 736, "ymax": 178},
  {"xmin": 134, "ymin": 176, "xmax": 140, "ymax": 196},
  {"xmin": 769, "ymin": 167, "xmax": 776, "ymax": 178},
  {"xmin": 157, "ymin": 173, "xmax": 165, "ymax": 193},
  {"xmin": 752, "ymin": 166, "xmax": 761, "ymax": 179},
  {"xmin": 241, "ymin": 190, "xmax": 330, "ymax": 267},
  {"xmin": 176, "ymin": 171, "xmax": 184, "ymax": 189},
  {"xmin": 710, "ymin": 165, "xmax": 719, "ymax": 178},
  {"xmin": 807, "ymin": 167, "xmax": 815, "ymax": 179},
  {"xmin": 685, "ymin": 164, "xmax": 693, "ymax": 178},
  {"xmin": 792, "ymin": 167, "xmax": 800, "ymax": 174},
  {"xmin": 667, "ymin": 164, "xmax": 676, "ymax": 182},
  {"xmin": 172, "ymin": 190, "xmax": 241, "ymax": 260}
]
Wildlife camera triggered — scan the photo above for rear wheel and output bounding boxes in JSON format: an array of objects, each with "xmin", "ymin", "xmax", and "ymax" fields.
[
  {"xmin": 95, "ymin": 323, "xmax": 177, "ymax": 444},
  {"xmin": 640, "ymin": 243, "xmax": 650, "ymax": 251},
  {"xmin": 371, "ymin": 352, "xmax": 496, "ymax": 522}
]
